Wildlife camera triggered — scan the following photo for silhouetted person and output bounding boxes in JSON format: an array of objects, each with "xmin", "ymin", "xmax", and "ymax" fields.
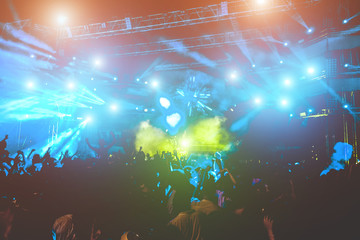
[{"xmin": 86, "ymin": 132, "xmax": 116, "ymax": 159}]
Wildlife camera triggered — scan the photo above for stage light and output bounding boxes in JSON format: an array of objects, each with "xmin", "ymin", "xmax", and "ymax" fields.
[
  {"xmin": 67, "ymin": 82, "xmax": 75, "ymax": 90},
  {"xmin": 57, "ymin": 15, "xmax": 67, "ymax": 25},
  {"xmin": 229, "ymin": 71, "xmax": 237, "ymax": 80},
  {"xmin": 91, "ymin": 77, "xmax": 94, "ymax": 81},
  {"xmin": 256, "ymin": 0, "xmax": 266, "ymax": 5},
  {"xmin": 160, "ymin": 97, "xmax": 171, "ymax": 109},
  {"xmin": 308, "ymin": 108, "xmax": 313, "ymax": 113},
  {"xmin": 93, "ymin": 88, "xmax": 97, "ymax": 91},
  {"xmin": 280, "ymin": 60, "xmax": 284, "ymax": 64},
  {"xmin": 136, "ymin": 78, "xmax": 140, "ymax": 82},
  {"xmin": 152, "ymin": 81, "xmax": 159, "ymax": 87},
  {"xmin": 307, "ymin": 67, "xmax": 315, "ymax": 75},
  {"xmin": 281, "ymin": 99, "xmax": 288, "ymax": 106},
  {"xmin": 343, "ymin": 104, "xmax": 349, "ymax": 109},
  {"xmin": 181, "ymin": 139, "xmax": 190, "ymax": 148},
  {"xmin": 85, "ymin": 116, "xmax": 92, "ymax": 123},
  {"xmin": 307, "ymin": 28, "xmax": 313, "ymax": 33},
  {"xmin": 30, "ymin": 54, "xmax": 35, "ymax": 58},
  {"xmin": 72, "ymin": 56, "xmax": 76, "ymax": 60},
  {"xmin": 144, "ymin": 81, "xmax": 148, "ymax": 85},
  {"xmin": 113, "ymin": 77, "xmax": 117, "ymax": 81},
  {"xmin": 284, "ymin": 42, "xmax": 289, "ymax": 47},
  {"xmin": 344, "ymin": 63, "xmax": 349, "ymax": 68},
  {"xmin": 136, "ymin": 107, "xmax": 139, "ymax": 110},
  {"xmin": 254, "ymin": 97, "xmax": 262, "ymax": 104},
  {"xmin": 27, "ymin": 81, "xmax": 34, "ymax": 89},
  {"xmin": 343, "ymin": 19, "xmax": 348, "ymax": 24},
  {"xmin": 284, "ymin": 79, "xmax": 291, "ymax": 86},
  {"xmin": 110, "ymin": 104, "xmax": 118, "ymax": 111},
  {"xmin": 289, "ymin": 113, "xmax": 294, "ymax": 117},
  {"xmin": 144, "ymin": 108, "xmax": 148, "ymax": 112},
  {"xmin": 252, "ymin": 64, "xmax": 256, "ymax": 68}
]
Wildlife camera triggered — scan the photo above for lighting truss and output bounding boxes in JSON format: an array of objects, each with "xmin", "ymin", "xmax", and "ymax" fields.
[{"xmin": 58, "ymin": 0, "xmax": 320, "ymax": 40}]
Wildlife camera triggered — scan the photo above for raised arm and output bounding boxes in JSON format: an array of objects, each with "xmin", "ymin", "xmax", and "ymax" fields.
[
  {"xmin": 106, "ymin": 131, "xmax": 116, "ymax": 149},
  {"xmin": 86, "ymin": 138, "xmax": 97, "ymax": 151}
]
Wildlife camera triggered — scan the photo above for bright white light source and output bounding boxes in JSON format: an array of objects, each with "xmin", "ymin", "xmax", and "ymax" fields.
[
  {"xmin": 307, "ymin": 67, "xmax": 315, "ymax": 74},
  {"xmin": 284, "ymin": 79, "xmax": 291, "ymax": 86},
  {"xmin": 67, "ymin": 82, "xmax": 75, "ymax": 90},
  {"xmin": 284, "ymin": 42, "xmax": 289, "ymax": 47},
  {"xmin": 281, "ymin": 99, "xmax": 288, "ymax": 106},
  {"xmin": 254, "ymin": 98, "xmax": 262, "ymax": 104},
  {"xmin": 252, "ymin": 64, "xmax": 256, "ymax": 68},
  {"xmin": 57, "ymin": 15, "xmax": 67, "ymax": 25},
  {"xmin": 344, "ymin": 63, "xmax": 349, "ymax": 68},
  {"xmin": 160, "ymin": 97, "xmax": 171, "ymax": 109},
  {"xmin": 27, "ymin": 81, "xmax": 34, "ymax": 89},
  {"xmin": 144, "ymin": 108, "xmax": 148, "ymax": 112},
  {"xmin": 343, "ymin": 104, "xmax": 349, "ymax": 109},
  {"xmin": 343, "ymin": 19, "xmax": 348, "ymax": 24},
  {"xmin": 307, "ymin": 28, "xmax": 314, "ymax": 34},
  {"xmin": 181, "ymin": 139, "xmax": 190, "ymax": 148},
  {"xmin": 152, "ymin": 81, "xmax": 158, "ymax": 87},
  {"xmin": 110, "ymin": 104, "xmax": 118, "ymax": 111}
]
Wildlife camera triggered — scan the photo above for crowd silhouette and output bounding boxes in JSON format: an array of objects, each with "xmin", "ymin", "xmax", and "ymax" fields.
[{"xmin": 0, "ymin": 134, "xmax": 359, "ymax": 239}]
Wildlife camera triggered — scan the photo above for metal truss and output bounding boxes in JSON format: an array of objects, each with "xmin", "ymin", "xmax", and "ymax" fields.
[
  {"xmin": 103, "ymin": 29, "xmax": 265, "ymax": 56},
  {"xmin": 58, "ymin": 0, "xmax": 320, "ymax": 40}
]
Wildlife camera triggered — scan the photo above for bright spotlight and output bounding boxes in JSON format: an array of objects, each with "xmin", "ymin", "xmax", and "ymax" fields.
[
  {"xmin": 252, "ymin": 64, "xmax": 256, "ymax": 68},
  {"xmin": 144, "ymin": 81, "xmax": 148, "ymax": 85},
  {"xmin": 280, "ymin": 60, "xmax": 284, "ymax": 64},
  {"xmin": 284, "ymin": 42, "xmax": 289, "ymax": 47},
  {"xmin": 113, "ymin": 77, "xmax": 117, "ymax": 81},
  {"xmin": 57, "ymin": 15, "xmax": 67, "ymax": 25},
  {"xmin": 307, "ymin": 67, "xmax": 315, "ymax": 75},
  {"xmin": 343, "ymin": 19, "xmax": 348, "ymax": 24},
  {"xmin": 284, "ymin": 79, "xmax": 291, "ymax": 86},
  {"xmin": 160, "ymin": 97, "xmax": 171, "ymax": 109},
  {"xmin": 289, "ymin": 113, "xmax": 294, "ymax": 117},
  {"xmin": 30, "ymin": 54, "xmax": 35, "ymax": 58},
  {"xmin": 307, "ymin": 28, "xmax": 313, "ymax": 33},
  {"xmin": 254, "ymin": 98, "xmax": 262, "ymax": 104},
  {"xmin": 256, "ymin": 0, "xmax": 266, "ymax": 5},
  {"xmin": 72, "ymin": 56, "xmax": 76, "ymax": 61},
  {"xmin": 136, "ymin": 78, "xmax": 140, "ymax": 82},
  {"xmin": 308, "ymin": 108, "xmax": 313, "ymax": 113},
  {"xmin": 67, "ymin": 82, "xmax": 75, "ymax": 90},
  {"xmin": 152, "ymin": 81, "xmax": 158, "ymax": 87},
  {"xmin": 110, "ymin": 104, "xmax": 118, "ymax": 111},
  {"xmin": 230, "ymin": 71, "xmax": 237, "ymax": 80},
  {"xmin": 27, "ymin": 81, "xmax": 34, "ymax": 89},
  {"xmin": 343, "ymin": 104, "xmax": 349, "ymax": 109},
  {"xmin": 85, "ymin": 116, "xmax": 92, "ymax": 123},
  {"xmin": 144, "ymin": 108, "xmax": 148, "ymax": 112},
  {"xmin": 181, "ymin": 139, "xmax": 190, "ymax": 148},
  {"xmin": 344, "ymin": 63, "xmax": 349, "ymax": 68},
  {"xmin": 281, "ymin": 99, "xmax": 288, "ymax": 106},
  {"xmin": 94, "ymin": 58, "xmax": 102, "ymax": 67}
]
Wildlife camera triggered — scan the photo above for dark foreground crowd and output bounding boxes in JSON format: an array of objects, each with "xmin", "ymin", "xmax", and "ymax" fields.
[{"xmin": 0, "ymin": 134, "xmax": 359, "ymax": 240}]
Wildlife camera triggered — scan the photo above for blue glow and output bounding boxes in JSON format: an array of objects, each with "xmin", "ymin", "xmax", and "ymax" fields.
[
  {"xmin": 280, "ymin": 60, "xmax": 284, "ymax": 64},
  {"xmin": 252, "ymin": 64, "xmax": 256, "ymax": 68},
  {"xmin": 321, "ymin": 142, "xmax": 353, "ymax": 176},
  {"xmin": 344, "ymin": 63, "xmax": 349, "ymax": 68},
  {"xmin": 343, "ymin": 104, "xmax": 349, "ymax": 109},
  {"xmin": 307, "ymin": 67, "xmax": 315, "ymax": 75},
  {"xmin": 308, "ymin": 108, "xmax": 313, "ymax": 113},
  {"xmin": 343, "ymin": 19, "xmax": 348, "ymax": 24},
  {"xmin": 289, "ymin": 113, "xmax": 293, "ymax": 117},
  {"xmin": 159, "ymin": 97, "xmax": 171, "ymax": 109}
]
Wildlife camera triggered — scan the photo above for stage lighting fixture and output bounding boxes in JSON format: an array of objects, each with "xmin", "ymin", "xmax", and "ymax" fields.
[
  {"xmin": 27, "ymin": 81, "xmax": 34, "ymax": 89},
  {"xmin": 181, "ymin": 139, "xmax": 190, "ymax": 148},
  {"xmin": 230, "ymin": 71, "xmax": 237, "ymax": 80},
  {"xmin": 344, "ymin": 64, "xmax": 349, "ymax": 68},
  {"xmin": 136, "ymin": 78, "xmax": 140, "ymax": 82},
  {"xmin": 160, "ymin": 97, "xmax": 171, "ymax": 109},
  {"xmin": 281, "ymin": 99, "xmax": 288, "ymax": 106},
  {"xmin": 343, "ymin": 104, "xmax": 349, "ymax": 109},
  {"xmin": 94, "ymin": 59, "xmax": 102, "ymax": 66},
  {"xmin": 343, "ymin": 19, "xmax": 348, "ymax": 24},
  {"xmin": 25, "ymin": 114, "xmax": 29, "ymax": 118},
  {"xmin": 91, "ymin": 77, "xmax": 94, "ymax": 81},
  {"xmin": 144, "ymin": 108, "xmax": 148, "ymax": 112},
  {"xmin": 144, "ymin": 81, "xmax": 148, "ymax": 85},
  {"xmin": 256, "ymin": 0, "xmax": 266, "ymax": 5},
  {"xmin": 308, "ymin": 108, "xmax": 313, "ymax": 113},
  {"xmin": 85, "ymin": 116, "xmax": 92, "ymax": 123},
  {"xmin": 284, "ymin": 79, "xmax": 291, "ymax": 86},
  {"xmin": 110, "ymin": 104, "xmax": 118, "ymax": 111},
  {"xmin": 152, "ymin": 81, "xmax": 159, "ymax": 87},
  {"xmin": 254, "ymin": 98, "xmax": 262, "ymax": 104},
  {"xmin": 252, "ymin": 64, "xmax": 256, "ymax": 68},
  {"xmin": 72, "ymin": 56, "xmax": 76, "ymax": 61},
  {"xmin": 67, "ymin": 82, "xmax": 75, "ymax": 90},
  {"xmin": 307, "ymin": 28, "xmax": 313, "ymax": 33},
  {"xmin": 30, "ymin": 54, "xmax": 35, "ymax": 58},
  {"xmin": 280, "ymin": 60, "xmax": 284, "ymax": 64},
  {"xmin": 113, "ymin": 77, "xmax": 117, "ymax": 81},
  {"xmin": 284, "ymin": 42, "xmax": 289, "ymax": 47},
  {"xmin": 307, "ymin": 67, "xmax": 315, "ymax": 75},
  {"xmin": 93, "ymin": 88, "xmax": 97, "ymax": 91},
  {"xmin": 289, "ymin": 113, "xmax": 293, "ymax": 117},
  {"xmin": 136, "ymin": 107, "xmax": 139, "ymax": 110},
  {"xmin": 57, "ymin": 15, "xmax": 67, "ymax": 25}
]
